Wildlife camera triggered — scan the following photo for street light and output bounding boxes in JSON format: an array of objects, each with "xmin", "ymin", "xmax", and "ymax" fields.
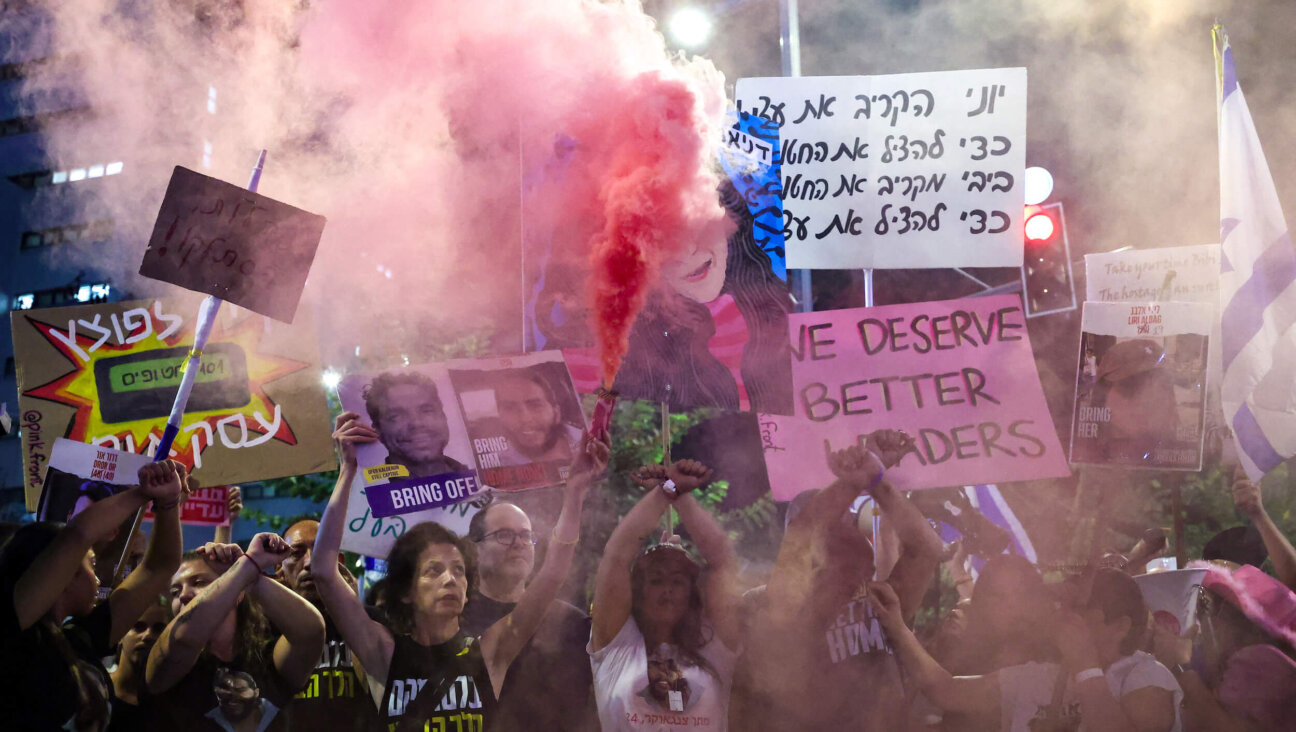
[{"xmin": 669, "ymin": 7, "xmax": 713, "ymax": 49}]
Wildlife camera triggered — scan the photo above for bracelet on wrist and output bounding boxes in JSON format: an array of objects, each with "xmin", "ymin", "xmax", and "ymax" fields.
[
  {"xmin": 660, "ymin": 479, "xmax": 678, "ymax": 498},
  {"xmin": 153, "ymin": 498, "xmax": 181, "ymax": 512}
]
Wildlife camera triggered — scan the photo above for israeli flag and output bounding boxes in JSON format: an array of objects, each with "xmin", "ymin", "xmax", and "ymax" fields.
[{"xmin": 1215, "ymin": 27, "xmax": 1296, "ymax": 480}]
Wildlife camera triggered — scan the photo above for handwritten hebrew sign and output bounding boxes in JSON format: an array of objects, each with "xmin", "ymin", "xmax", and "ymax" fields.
[
  {"xmin": 759, "ymin": 295, "xmax": 1069, "ymax": 500},
  {"xmin": 1070, "ymin": 301, "xmax": 1210, "ymax": 471},
  {"xmin": 735, "ymin": 67, "xmax": 1026, "ymax": 269},
  {"xmin": 13, "ymin": 297, "xmax": 335, "ymax": 510},
  {"xmin": 139, "ymin": 166, "xmax": 326, "ymax": 323}
]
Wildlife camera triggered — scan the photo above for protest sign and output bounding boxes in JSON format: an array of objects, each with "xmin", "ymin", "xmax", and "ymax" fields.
[
  {"xmin": 1134, "ymin": 568, "xmax": 1208, "ymax": 636},
  {"xmin": 448, "ymin": 351, "xmax": 587, "ymax": 491},
  {"xmin": 339, "ymin": 477, "xmax": 482, "ymax": 559},
  {"xmin": 759, "ymin": 295, "xmax": 1069, "ymax": 499},
  {"xmin": 37, "ymin": 438, "xmax": 153, "ymax": 522},
  {"xmin": 1070, "ymin": 302, "xmax": 1211, "ymax": 470},
  {"xmin": 717, "ymin": 113, "xmax": 786, "ymax": 282},
  {"xmin": 143, "ymin": 485, "xmax": 231, "ymax": 526},
  {"xmin": 337, "ymin": 352, "xmax": 581, "ymax": 527},
  {"xmin": 13, "ymin": 297, "xmax": 335, "ymax": 510},
  {"xmin": 139, "ymin": 166, "xmax": 326, "ymax": 323},
  {"xmin": 1085, "ymin": 244, "xmax": 1223, "ymax": 387},
  {"xmin": 38, "ymin": 439, "xmax": 153, "ymax": 590},
  {"xmin": 735, "ymin": 67, "xmax": 1027, "ymax": 269}
]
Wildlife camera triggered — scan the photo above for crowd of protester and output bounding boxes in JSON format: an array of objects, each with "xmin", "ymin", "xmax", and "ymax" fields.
[{"xmin": 3, "ymin": 417, "xmax": 1296, "ymax": 731}]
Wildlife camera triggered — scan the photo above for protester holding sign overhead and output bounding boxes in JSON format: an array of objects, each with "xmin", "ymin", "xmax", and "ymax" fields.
[
  {"xmin": 312, "ymin": 411, "xmax": 607, "ymax": 732},
  {"xmin": 0, "ymin": 459, "xmax": 187, "ymax": 731}
]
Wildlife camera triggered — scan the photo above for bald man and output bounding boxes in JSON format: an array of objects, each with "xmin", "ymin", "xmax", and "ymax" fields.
[
  {"xmin": 278, "ymin": 520, "xmax": 376, "ymax": 731},
  {"xmin": 462, "ymin": 500, "xmax": 597, "ymax": 731}
]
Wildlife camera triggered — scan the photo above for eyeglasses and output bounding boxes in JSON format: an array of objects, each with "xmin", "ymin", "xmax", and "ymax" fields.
[{"xmin": 478, "ymin": 529, "xmax": 538, "ymax": 547}]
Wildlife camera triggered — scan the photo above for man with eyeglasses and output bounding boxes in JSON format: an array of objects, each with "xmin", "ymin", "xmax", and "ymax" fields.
[{"xmin": 462, "ymin": 500, "xmax": 597, "ymax": 731}]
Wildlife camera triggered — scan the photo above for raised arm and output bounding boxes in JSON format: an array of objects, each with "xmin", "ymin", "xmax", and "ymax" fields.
[
  {"xmin": 13, "ymin": 465, "xmax": 178, "ymax": 630},
  {"xmin": 483, "ymin": 430, "xmax": 609, "ymax": 691},
  {"xmin": 146, "ymin": 543, "xmax": 261, "ymax": 693},
  {"xmin": 243, "ymin": 533, "xmax": 327, "ymax": 689},
  {"xmin": 108, "ymin": 461, "xmax": 187, "ymax": 644},
  {"xmin": 870, "ymin": 477, "xmax": 942, "ymax": 619},
  {"xmin": 667, "ymin": 460, "xmax": 741, "ymax": 649},
  {"xmin": 1233, "ymin": 473, "xmax": 1296, "ymax": 591},
  {"xmin": 213, "ymin": 486, "xmax": 242, "ymax": 546},
  {"xmin": 1057, "ymin": 612, "xmax": 1176, "ymax": 732},
  {"xmin": 590, "ymin": 463, "xmax": 676, "ymax": 652},
  {"xmin": 313, "ymin": 412, "xmax": 394, "ymax": 687},
  {"xmin": 868, "ymin": 581, "xmax": 1000, "ymax": 714}
]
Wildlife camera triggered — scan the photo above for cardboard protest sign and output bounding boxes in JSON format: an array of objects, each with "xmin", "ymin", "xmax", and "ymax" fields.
[
  {"xmin": 13, "ymin": 298, "xmax": 335, "ymax": 510},
  {"xmin": 143, "ymin": 485, "xmax": 230, "ymax": 526},
  {"xmin": 448, "ymin": 352, "xmax": 587, "ymax": 491},
  {"xmin": 139, "ymin": 166, "xmax": 326, "ymax": 323},
  {"xmin": 38, "ymin": 439, "xmax": 153, "ymax": 590},
  {"xmin": 1134, "ymin": 568, "xmax": 1208, "ymax": 636},
  {"xmin": 1070, "ymin": 302, "xmax": 1210, "ymax": 470},
  {"xmin": 735, "ymin": 68, "xmax": 1027, "ymax": 269},
  {"xmin": 759, "ymin": 295, "xmax": 1069, "ymax": 499}
]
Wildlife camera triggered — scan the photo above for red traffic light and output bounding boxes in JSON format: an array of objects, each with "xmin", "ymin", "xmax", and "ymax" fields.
[{"xmin": 1024, "ymin": 210, "xmax": 1055, "ymax": 242}]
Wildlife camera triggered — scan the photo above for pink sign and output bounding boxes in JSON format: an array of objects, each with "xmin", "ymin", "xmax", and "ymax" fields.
[{"xmin": 760, "ymin": 295, "xmax": 1070, "ymax": 499}]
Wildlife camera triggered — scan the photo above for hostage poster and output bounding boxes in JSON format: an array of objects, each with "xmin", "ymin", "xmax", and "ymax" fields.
[
  {"xmin": 759, "ymin": 295, "xmax": 1070, "ymax": 499},
  {"xmin": 336, "ymin": 351, "xmax": 582, "ymax": 539},
  {"xmin": 1070, "ymin": 301, "xmax": 1210, "ymax": 470},
  {"xmin": 13, "ymin": 297, "xmax": 335, "ymax": 510}
]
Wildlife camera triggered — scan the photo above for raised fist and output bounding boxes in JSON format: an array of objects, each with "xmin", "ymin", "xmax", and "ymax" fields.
[
  {"xmin": 666, "ymin": 459, "xmax": 714, "ymax": 496},
  {"xmin": 246, "ymin": 532, "xmax": 292, "ymax": 573}
]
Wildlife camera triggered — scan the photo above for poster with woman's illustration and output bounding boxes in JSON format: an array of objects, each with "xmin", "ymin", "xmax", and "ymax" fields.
[
  {"xmin": 1069, "ymin": 301, "xmax": 1211, "ymax": 470},
  {"xmin": 525, "ymin": 172, "xmax": 794, "ymax": 415}
]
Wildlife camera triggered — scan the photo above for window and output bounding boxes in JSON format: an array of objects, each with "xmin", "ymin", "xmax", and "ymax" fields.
[
  {"xmin": 10, "ymin": 160, "xmax": 124, "ymax": 189},
  {"xmin": 11, "ymin": 283, "xmax": 110, "ymax": 311},
  {"xmin": 19, "ymin": 220, "xmax": 113, "ymax": 251}
]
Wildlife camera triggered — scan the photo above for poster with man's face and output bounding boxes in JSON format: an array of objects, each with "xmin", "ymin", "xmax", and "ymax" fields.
[
  {"xmin": 1070, "ymin": 302, "xmax": 1211, "ymax": 470},
  {"xmin": 448, "ymin": 352, "xmax": 586, "ymax": 491},
  {"xmin": 339, "ymin": 365, "xmax": 474, "ymax": 482},
  {"xmin": 37, "ymin": 438, "xmax": 154, "ymax": 592},
  {"xmin": 337, "ymin": 351, "xmax": 583, "ymax": 533}
]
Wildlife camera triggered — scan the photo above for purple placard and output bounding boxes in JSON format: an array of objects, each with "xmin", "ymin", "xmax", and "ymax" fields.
[{"xmin": 365, "ymin": 470, "xmax": 484, "ymax": 518}]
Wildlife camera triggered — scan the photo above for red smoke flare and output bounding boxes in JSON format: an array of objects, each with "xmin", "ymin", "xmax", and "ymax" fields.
[{"xmin": 588, "ymin": 72, "xmax": 727, "ymax": 387}]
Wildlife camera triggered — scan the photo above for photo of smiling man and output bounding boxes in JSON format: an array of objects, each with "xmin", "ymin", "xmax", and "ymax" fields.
[
  {"xmin": 450, "ymin": 353, "xmax": 586, "ymax": 491},
  {"xmin": 361, "ymin": 371, "xmax": 470, "ymax": 479}
]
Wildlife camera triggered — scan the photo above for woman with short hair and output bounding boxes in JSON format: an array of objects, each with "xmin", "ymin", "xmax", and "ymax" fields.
[{"xmin": 312, "ymin": 411, "xmax": 607, "ymax": 731}]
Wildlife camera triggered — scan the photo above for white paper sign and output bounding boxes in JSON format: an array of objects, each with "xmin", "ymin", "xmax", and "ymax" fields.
[{"xmin": 735, "ymin": 67, "xmax": 1026, "ymax": 269}]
